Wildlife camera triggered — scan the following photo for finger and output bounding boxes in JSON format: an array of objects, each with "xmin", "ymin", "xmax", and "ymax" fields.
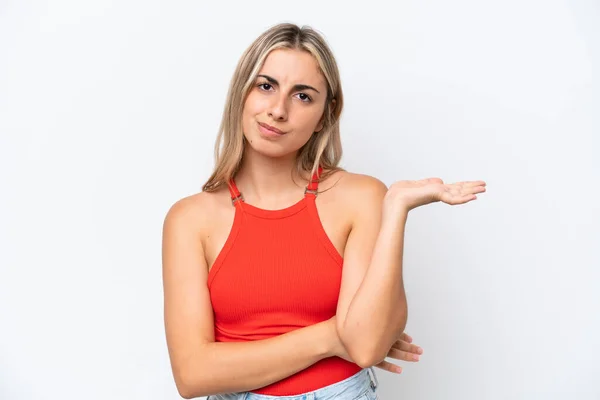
[
  {"xmin": 391, "ymin": 340, "xmax": 423, "ymax": 356},
  {"xmin": 444, "ymin": 187, "xmax": 486, "ymax": 204},
  {"xmin": 463, "ymin": 184, "xmax": 487, "ymax": 193},
  {"xmin": 448, "ymin": 187, "xmax": 486, "ymax": 200},
  {"xmin": 387, "ymin": 347, "xmax": 421, "ymax": 362},
  {"xmin": 448, "ymin": 183, "xmax": 486, "ymax": 194},
  {"xmin": 461, "ymin": 187, "xmax": 486, "ymax": 201},
  {"xmin": 454, "ymin": 180, "xmax": 486, "ymax": 187},
  {"xmin": 399, "ymin": 332, "xmax": 412, "ymax": 343},
  {"xmin": 440, "ymin": 192, "xmax": 475, "ymax": 205},
  {"xmin": 374, "ymin": 360, "xmax": 403, "ymax": 374}
]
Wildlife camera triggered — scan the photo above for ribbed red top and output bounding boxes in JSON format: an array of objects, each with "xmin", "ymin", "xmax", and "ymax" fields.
[{"xmin": 207, "ymin": 167, "xmax": 361, "ymax": 395}]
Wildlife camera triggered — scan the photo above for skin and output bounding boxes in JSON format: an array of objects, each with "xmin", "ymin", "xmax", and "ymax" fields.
[{"xmin": 162, "ymin": 47, "xmax": 486, "ymax": 397}]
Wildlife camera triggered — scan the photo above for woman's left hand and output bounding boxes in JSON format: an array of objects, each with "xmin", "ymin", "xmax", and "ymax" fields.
[
  {"xmin": 373, "ymin": 332, "xmax": 422, "ymax": 374},
  {"xmin": 384, "ymin": 178, "xmax": 487, "ymax": 213}
]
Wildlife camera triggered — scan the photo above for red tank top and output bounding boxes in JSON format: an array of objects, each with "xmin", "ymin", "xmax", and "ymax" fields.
[{"xmin": 207, "ymin": 167, "xmax": 361, "ymax": 395}]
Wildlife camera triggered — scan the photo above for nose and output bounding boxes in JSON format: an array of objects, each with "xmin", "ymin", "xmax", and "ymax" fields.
[{"xmin": 268, "ymin": 93, "xmax": 288, "ymax": 121}]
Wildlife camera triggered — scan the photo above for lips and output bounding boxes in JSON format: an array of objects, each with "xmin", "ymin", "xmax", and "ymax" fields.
[{"xmin": 258, "ymin": 122, "xmax": 285, "ymax": 135}]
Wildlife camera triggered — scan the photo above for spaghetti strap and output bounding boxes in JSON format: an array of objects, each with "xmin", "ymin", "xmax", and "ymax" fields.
[
  {"xmin": 305, "ymin": 166, "xmax": 323, "ymax": 196},
  {"xmin": 228, "ymin": 178, "xmax": 244, "ymax": 204}
]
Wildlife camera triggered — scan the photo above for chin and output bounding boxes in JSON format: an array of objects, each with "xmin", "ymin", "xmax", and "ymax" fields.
[{"xmin": 245, "ymin": 137, "xmax": 294, "ymax": 159}]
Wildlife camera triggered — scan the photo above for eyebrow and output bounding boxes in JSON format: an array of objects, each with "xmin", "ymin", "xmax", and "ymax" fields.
[{"xmin": 257, "ymin": 74, "xmax": 321, "ymax": 94}]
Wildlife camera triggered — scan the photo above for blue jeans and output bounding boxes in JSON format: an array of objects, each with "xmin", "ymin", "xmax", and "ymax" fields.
[{"xmin": 207, "ymin": 367, "xmax": 380, "ymax": 400}]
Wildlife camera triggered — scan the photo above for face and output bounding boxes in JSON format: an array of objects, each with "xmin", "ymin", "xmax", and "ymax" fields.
[{"xmin": 241, "ymin": 48, "xmax": 330, "ymax": 158}]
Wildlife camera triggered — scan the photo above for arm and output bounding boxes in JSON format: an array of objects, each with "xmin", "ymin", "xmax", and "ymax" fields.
[
  {"xmin": 179, "ymin": 324, "xmax": 336, "ymax": 398},
  {"xmin": 335, "ymin": 175, "xmax": 485, "ymax": 367},
  {"xmin": 335, "ymin": 176, "xmax": 409, "ymax": 368},
  {"xmin": 162, "ymin": 197, "xmax": 340, "ymax": 399}
]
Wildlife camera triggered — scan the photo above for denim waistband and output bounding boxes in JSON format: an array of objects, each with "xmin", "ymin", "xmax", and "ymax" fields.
[{"xmin": 208, "ymin": 366, "xmax": 379, "ymax": 400}]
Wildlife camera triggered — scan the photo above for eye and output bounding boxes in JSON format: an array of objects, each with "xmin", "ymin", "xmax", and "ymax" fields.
[
  {"xmin": 258, "ymin": 82, "xmax": 273, "ymax": 91},
  {"xmin": 297, "ymin": 93, "xmax": 312, "ymax": 103}
]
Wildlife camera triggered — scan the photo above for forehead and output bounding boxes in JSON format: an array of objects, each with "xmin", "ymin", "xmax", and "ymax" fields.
[{"xmin": 259, "ymin": 48, "xmax": 326, "ymax": 88}]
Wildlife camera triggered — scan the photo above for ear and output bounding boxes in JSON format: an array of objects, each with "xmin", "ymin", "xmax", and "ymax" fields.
[
  {"xmin": 315, "ymin": 98, "xmax": 336, "ymax": 133},
  {"xmin": 315, "ymin": 120, "xmax": 324, "ymax": 133}
]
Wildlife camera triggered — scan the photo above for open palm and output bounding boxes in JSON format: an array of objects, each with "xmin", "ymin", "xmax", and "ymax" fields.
[{"xmin": 387, "ymin": 178, "xmax": 487, "ymax": 211}]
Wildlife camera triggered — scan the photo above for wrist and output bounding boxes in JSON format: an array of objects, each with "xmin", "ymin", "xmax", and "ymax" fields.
[{"xmin": 382, "ymin": 196, "xmax": 409, "ymax": 222}]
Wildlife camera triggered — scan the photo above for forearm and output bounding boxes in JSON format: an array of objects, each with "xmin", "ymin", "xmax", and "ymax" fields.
[
  {"xmin": 339, "ymin": 210, "xmax": 409, "ymax": 367},
  {"xmin": 179, "ymin": 320, "xmax": 335, "ymax": 398}
]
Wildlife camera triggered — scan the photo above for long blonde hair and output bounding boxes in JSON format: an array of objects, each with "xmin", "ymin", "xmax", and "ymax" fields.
[{"xmin": 202, "ymin": 23, "xmax": 344, "ymax": 192}]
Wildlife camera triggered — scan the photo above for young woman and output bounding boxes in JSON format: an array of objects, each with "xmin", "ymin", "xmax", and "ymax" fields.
[{"xmin": 162, "ymin": 23, "xmax": 486, "ymax": 400}]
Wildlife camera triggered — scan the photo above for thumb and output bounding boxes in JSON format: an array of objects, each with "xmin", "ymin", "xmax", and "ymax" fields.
[{"xmin": 427, "ymin": 177, "xmax": 444, "ymax": 184}]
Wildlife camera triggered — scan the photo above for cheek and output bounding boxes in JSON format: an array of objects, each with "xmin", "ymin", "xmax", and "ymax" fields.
[
  {"xmin": 298, "ymin": 108, "xmax": 324, "ymax": 131},
  {"xmin": 243, "ymin": 92, "xmax": 266, "ymax": 116},
  {"xmin": 241, "ymin": 96, "xmax": 259, "ymax": 132}
]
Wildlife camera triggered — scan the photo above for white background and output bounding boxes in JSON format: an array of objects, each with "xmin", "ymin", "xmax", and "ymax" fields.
[{"xmin": 1, "ymin": 0, "xmax": 598, "ymax": 399}]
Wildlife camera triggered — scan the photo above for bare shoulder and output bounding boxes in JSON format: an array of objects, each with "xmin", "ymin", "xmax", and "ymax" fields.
[
  {"xmin": 320, "ymin": 169, "xmax": 388, "ymax": 209},
  {"xmin": 162, "ymin": 188, "xmax": 231, "ymax": 237}
]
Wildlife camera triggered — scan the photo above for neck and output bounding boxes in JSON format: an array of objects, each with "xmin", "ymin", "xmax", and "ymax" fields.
[{"xmin": 234, "ymin": 147, "xmax": 309, "ymax": 203}]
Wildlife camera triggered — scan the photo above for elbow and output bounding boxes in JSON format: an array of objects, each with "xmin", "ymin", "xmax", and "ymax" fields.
[
  {"xmin": 177, "ymin": 387, "xmax": 194, "ymax": 400},
  {"xmin": 351, "ymin": 346, "xmax": 386, "ymax": 369},
  {"xmin": 174, "ymin": 373, "xmax": 194, "ymax": 399},
  {"xmin": 337, "ymin": 324, "xmax": 379, "ymax": 369},
  {"xmin": 339, "ymin": 316, "xmax": 408, "ymax": 370},
  {"xmin": 354, "ymin": 354, "xmax": 375, "ymax": 369},
  {"xmin": 174, "ymin": 367, "xmax": 207, "ymax": 399},
  {"xmin": 338, "ymin": 330, "xmax": 384, "ymax": 369},
  {"xmin": 176, "ymin": 379, "xmax": 207, "ymax": 400},
  {"xmin": 172, "ymin": 343, "xmax": 215, "ymax": 398}
]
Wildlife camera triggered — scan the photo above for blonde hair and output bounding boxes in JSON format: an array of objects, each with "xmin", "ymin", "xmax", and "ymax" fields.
[{"xmin": 202, "ymin": 23, "xmax": 344, "ymax": 192}]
